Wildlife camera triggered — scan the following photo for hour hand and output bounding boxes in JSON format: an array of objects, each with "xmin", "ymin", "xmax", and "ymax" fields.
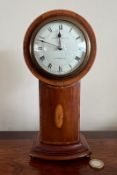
[
  {"xmin": 58, "ymin": 38, "xmax": 62, "ymax": 50},
  {"xmin": 58, "ymin": 25, "xmax": 62, "ymax": 50}
]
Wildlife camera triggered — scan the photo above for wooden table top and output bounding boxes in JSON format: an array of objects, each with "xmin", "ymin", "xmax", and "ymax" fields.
[{"xmin": 0, "ymin": 131, "xmax": 117, "ymax": 175}]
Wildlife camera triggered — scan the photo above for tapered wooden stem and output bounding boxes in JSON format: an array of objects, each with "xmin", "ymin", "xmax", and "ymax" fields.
[
  {"xmin": 39, "ymin": 81, "xmax": 80, "ymax": 145},
  {"xmin": 30, "ymin": 81, "xmax": 91, "ymax": 160}
]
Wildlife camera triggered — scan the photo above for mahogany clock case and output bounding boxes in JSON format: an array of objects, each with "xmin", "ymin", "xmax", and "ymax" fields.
[
  {"xmin": 23, "ymin": 10, "xmax": 96, "ymax": 160},
  {"xmin": 23, "ymin": 9, "xmax": 96, "ymax": 86}
]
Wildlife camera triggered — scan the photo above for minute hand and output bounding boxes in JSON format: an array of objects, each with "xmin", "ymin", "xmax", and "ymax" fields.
[{"xmin": 39, "ymin": 39, "xmax": 58, "ymax": 47}]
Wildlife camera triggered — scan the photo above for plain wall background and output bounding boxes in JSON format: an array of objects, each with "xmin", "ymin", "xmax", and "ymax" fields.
[{"xmin": 0, "ymin": 0, "xmax": 117, "ymax": 131}]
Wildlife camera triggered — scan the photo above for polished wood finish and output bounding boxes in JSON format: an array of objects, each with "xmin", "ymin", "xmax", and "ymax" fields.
[
  {"xmin": 23, "ymin": 10, "xmax": 97, "ymax": 160},
  {"xmin": 39, "ymin": 81, "xmax": 80, "ymax": 144},
  {"xmin": 23, "ymin": 9, "xmax": 96, "ymax": 86},
  {"xmin": 0, "ymin": 131, "xmax": 117, "ymax": 175},
  {"xmin": 30, "ymin": 133, "xmax": 91, "ymax": 160},
  {"xmin": 29, "ymin": 81, "xmax": 91, "ymax": 160}
]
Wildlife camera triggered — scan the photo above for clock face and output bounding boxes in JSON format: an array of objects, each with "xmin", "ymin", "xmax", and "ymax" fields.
[{"xmin": 30, "ymin": 20, "xmax": 88, "ymax": 77}]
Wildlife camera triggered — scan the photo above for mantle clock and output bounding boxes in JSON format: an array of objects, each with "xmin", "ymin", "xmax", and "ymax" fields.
[{"xmin": 23, "ymin": 10, "xmax": 96, "ymax": 160}]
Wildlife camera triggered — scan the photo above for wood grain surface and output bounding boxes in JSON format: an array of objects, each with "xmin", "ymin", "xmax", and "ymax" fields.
[
  {"xmin": 39, "ymin": 81, "xmax": 80, "ymax": 144},
  {"xmin": 0, "ymin": 131, "xmax": 117, "ymax": 175},
  {"xmin": 35, "ymin": 82, "xmax": 91, "ymax": 160}
]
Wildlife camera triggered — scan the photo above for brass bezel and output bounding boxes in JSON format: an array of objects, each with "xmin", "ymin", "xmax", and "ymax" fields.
[{"xmin": 29, "ymin": 16, "xmax": 91, "ymax": 79}]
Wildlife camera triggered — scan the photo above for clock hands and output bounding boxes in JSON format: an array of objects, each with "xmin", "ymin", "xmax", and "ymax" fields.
[
  {"xmin": 39, "ymin": 38, "xmax": 63, "ymax": 50},
  {"xmin": 57, "ymin": 25, "xmax": 63, "ymax": 50},
  {"xmin": 39, "ymin": 39, "xmax": 58, "ymax": 47},
  {"xmin": 58, "ymin": 37, "xmax": 62, "ymax": 50},
  {"xmin": 39, "ymin": 25, "xmax": 63, "ymax": 50}
]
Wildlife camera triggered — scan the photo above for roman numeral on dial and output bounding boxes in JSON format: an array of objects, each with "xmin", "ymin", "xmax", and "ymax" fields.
[
  {"xmin": 69, "ymin": 64, "xmax": 72, "ymax": 69},
  {"xmin": 48, "ymin": 63, "xmax": 52, "ymax": 69},
  {"xmin": 75, "ymin": 56, "xmax": 80, "ymax": 61},
  {"xmin": 40, "ymin": 56, "xmax": 45, "ymax": 61},
  {"xmin": 59, "ymin": 66, "xmax": 62, "ymax": 72},
  {"xmin": 48, "ymin": 27, "xmax": 52, "ymax": 32},
  {"xmin": 76, "ymin": 36, "xmax": 80, "ymax": 40},
  {"xmin": 39, "ymin": 35, "xmax": 45, "ymax": 39},
  {"xmin": 59, "ymin": 24, "xmax": 63, "ymax": 30},
  {"xmin": 38, "ymin": 47, "xmax": 42, "ymax": 50},
  {"xmin": 69, "ymin": 27, "xmax": 73, "ymax": 32}
]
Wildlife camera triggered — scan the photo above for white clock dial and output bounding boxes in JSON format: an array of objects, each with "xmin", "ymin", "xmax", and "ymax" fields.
[{"xmin": 31, "ymin": 20, "xmax": 87, "ymax": 76}]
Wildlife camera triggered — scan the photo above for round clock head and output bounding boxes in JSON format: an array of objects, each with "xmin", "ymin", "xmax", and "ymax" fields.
[
  {"xmin": 30, "ymin": 20, "xmax": 88, "ymax": 77},
  {"xmin": 24, "ymin": 10, "xmax": 96, "ymax": 86}
]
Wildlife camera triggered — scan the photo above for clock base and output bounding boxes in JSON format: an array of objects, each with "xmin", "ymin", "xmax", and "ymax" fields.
[{"xmin": 30, "ymin": 132, "xmax": 91, "ymax": 160}]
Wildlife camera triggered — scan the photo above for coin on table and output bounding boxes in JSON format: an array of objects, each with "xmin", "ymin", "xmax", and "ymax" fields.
[{"xmin": 89, "ymin": 159, "xmax": 104, "ymax": 169}]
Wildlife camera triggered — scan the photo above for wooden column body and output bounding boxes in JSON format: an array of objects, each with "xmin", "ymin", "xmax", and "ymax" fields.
[
  {"xmin": 30, "ymin": 81, "xmax": 91, "ymax": 160},
  {"xmin": 39, "ymin": 81, "xmax": 80, "ymax": 145}
]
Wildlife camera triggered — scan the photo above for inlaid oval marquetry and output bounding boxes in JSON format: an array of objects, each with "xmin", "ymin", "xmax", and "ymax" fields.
[{"xmin": 55, "ymin": 104, "xmax": 64, "ymax": 128}]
